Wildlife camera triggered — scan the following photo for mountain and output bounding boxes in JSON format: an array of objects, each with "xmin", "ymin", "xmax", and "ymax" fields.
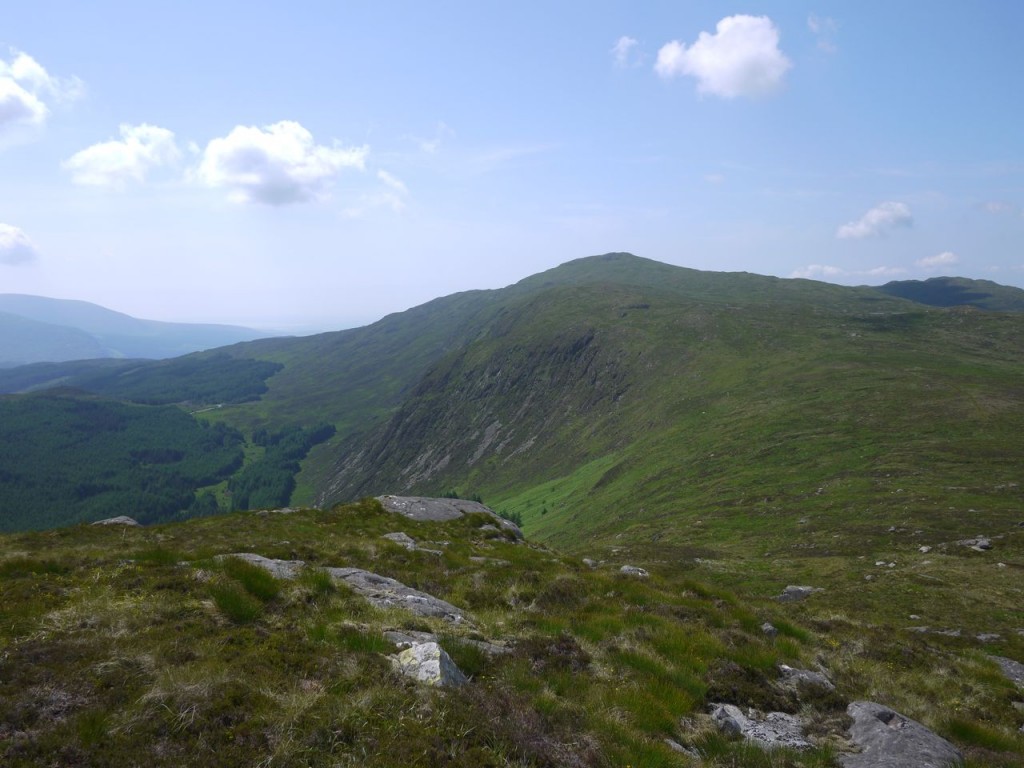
[
  {"xmin": 871, "ymin": 276, "xmax": 1024, "ymax": 312},
  {"xmin": 1, "ymin": 254, "xmax": 1023, "ymax": 764},
  {"xmin": 0, "ymin": 294, "xmax": 274, "ymax": 365}
]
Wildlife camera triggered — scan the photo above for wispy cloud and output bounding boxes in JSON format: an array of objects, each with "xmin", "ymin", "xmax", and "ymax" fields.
[
  {"xmin": 655, "ymin": 15, "xmax": 791, "ymax": 99},
  {"xmin": 791, "ymin": 263, "xmax": 907, "ymax": 280},
  {"xmin": 611, "ymin": 36, "xmax": 640, "ymax": 68},
  {"xmin": 807, "ymin": 14, "xmax": 839, "ymax": 53},
  {"xmin": 197, "ymin": 121, "xmax": 368, "ymax": 205},
  {"xmin": 916, "ymin": 251, "xmax": 958, "ymax": 269},
  {"xmin": 836, "ymin": 201, "xmax": 913, "ymax": 239},
  {"xmin": 64, "ymin": 123, "xmax": 181, "ymax": 186},
  {"xmin": 0, "ymin": 223, "xmax": 38, "ymax": 265}
]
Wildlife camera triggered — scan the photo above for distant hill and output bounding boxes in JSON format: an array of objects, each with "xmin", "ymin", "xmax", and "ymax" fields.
[
  {"xmin": 870, "ymin": 276, "xmax": 1024, "ymax": 311},
  {"xmin": 0, "ymin": 294, "xmax": 275, "ymax": 366}
]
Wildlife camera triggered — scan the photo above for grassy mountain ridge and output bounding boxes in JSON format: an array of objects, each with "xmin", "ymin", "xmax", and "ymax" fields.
[{"xmin": 873, "ymin": 276, "xmax": 1024, "ymax": 312}]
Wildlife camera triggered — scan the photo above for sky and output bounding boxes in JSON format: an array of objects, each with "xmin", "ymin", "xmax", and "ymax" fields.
[{"xmin": 1, "ymin": 1, "xmax": 1022, "ymax": 332}]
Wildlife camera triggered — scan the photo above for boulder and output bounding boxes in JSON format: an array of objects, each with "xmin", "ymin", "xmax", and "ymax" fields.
[
  {"xmin": 91, "ymin": 516, "xmax": 140, "ymax": 526},
  {"xmin": 841, "ymin": 701, "xmax": 962, "ymax": 768},
  {"xmin": 218, "ymin": 553, "xmax": 305, "ymax": 579},
  {"xmin": 777, "ymin": 585, "xmax": 821, "ymax": 602},
  {"xmin": 778, "ymin": 664, "xmax": 835, "ymax": 691},
  {"xmin": 710, "ymin": 703, "xmax": 811, "ymax": 750},
  {"xmin": 620, "ymin": 565, "xmax": 649, "ymax": 578},
  {"xmin": 761, "ymin": 622, "xmax": 779, "ymax": 639},
  {"xmin": 391, "ymin": 642, "xmax": 467, "ymax": 687},
  {"xmin": 377, "ymin": 495, "xmax": 523, "ymax": 539}
]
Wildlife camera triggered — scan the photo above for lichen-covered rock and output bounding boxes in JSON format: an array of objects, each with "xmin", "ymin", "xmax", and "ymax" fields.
[
  {"xmin": 711, "ymin": 703, "xmax": 811, "ymax": 750},
  {"xmin": 391, "ymin": 642, "xmax": 468, "ymax": 687},
  {"xmin": 382, "ymin": 532, "xmax": 418, "ymax": 550},
  {"xmin": 991, "ymin": 655, "xmax": 1024, "ymax": 688},
  {"xmin": 779, "ymin": 664, "xmax": 835, "ymax": 691},
  {"xmin": 777, "ymin": 585, "xmax": 821, "ymax": 602},
  {"xmin": 91, "ymin": 515, "xmax": 140, "ymax": 526},
  {"xmin": 377, "ymin": 495, "xmax": 523, "ymax": 539},
  {"xmin": 326, "ymin": 566, "xmax": 469, "ymax": 624},
  {"xmin": 222, "ymin": 553, "xmax": 470, "ymax": 623},
  {"xmin": 620, "ymin": 565, "xmax": 649, "ymax": 578},
  {"xmin": 841, "ymin": 701, "xmax": 962, "ymax": 768}
]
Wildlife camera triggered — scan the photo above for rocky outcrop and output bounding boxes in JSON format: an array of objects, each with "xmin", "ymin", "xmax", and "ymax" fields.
[
  {"xmin": 711, "ymin": 703, "xmax": 811, "ymax": 750},
  {"xmin": 390, "ymin": 642, "xmax": 467, "ymax": 687},
  {"xmin": 841, "ymin": 701, "xmax": 962, "ymax": 768},
  {"xmin": 991, "ymin": 655, "xmax": 1024, "ymax": 688},
  {"xmin": 377, "ymin": 495, "xmax": 523, "ymax": 539},
  {"xmin": 778, "ymin": 664, "xmax": 835, "ymax": 692},
  {"xmin": 381, "ymin": 531, "xmax": 443, "ymax": 555},
  {"xmin": 222, "ymin": 553, "xmax": 470, "ymax": 623},
  {"xmin": 91, "ymin": 515, "xmax": 140, "ymax": 526}
]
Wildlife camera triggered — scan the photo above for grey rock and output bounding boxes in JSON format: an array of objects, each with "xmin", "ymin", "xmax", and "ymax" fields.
[
  {"xmin": 710, "ymin": 703, "xmax": 811, "ymax": 750},
  {"xmin": 976, "ymin": 633, "xmax": 1001, "ymax": 643},
  {"xmin": 326, "ymin": 566, "xmax": 469, "ymax": 624},
  {"xmin": 582, "ymin": 558, "xmax": 598, "ymax": 568},
  {"xmin": 918, "ymin": 545, "xmax": 932, "ymax": 553},
  {"xmin": 664, "ymin": 738, "xmax": 700, "ymax": 758},
  {"xmin": 761, "ymin": 622, "xmax": 779, "ymax": 638},
  {"xmin": 779, "ymin": 664, "xmax": 835, "ymax": 691},
  {"xmin": 382, "ymin": 532, "xmax": 418, "ymax": 550},
  {"xmin": 778, "ymin": 585, "xmax": 820, "ymax": 602},
  {"xmin": 91, "ymin": 515, "xmax": 140, "ymax": 526},
  {"xmin": 219, "ymin": 553, "xmax": 305, "ymax": 579},
  {"xmin": 958, "ymin": 536, "xmax": 992, "ymax": 551},
  {"xmin": 990, "ymin": 655, "xmax": 1024, "ymax": 688},
  {"xmin": 390, "ymin": 642, "xmax": 467, "ymax": 687},
  {"xmin": 620, "ymin": 565, "xmax": 650, "ymax": 578},
  {"xmin": 383, "ymin": 629, "xmax": 510, "ymax": 656},
  {"xmin": 222, "ymin": 553, "xmax": 469, "ymax": 624},
  {"xmin": 841, "ymin": 701, "xmax": 962, "ymax": 768},
  {"xmin": 377, "ymin": 495, "xmax": 523, "ymax": 538}
]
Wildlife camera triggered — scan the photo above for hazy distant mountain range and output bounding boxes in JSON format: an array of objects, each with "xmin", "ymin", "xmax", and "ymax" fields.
[{"xmin": 0, "ymin": 294, "xmax": 275, "ymax": 366}]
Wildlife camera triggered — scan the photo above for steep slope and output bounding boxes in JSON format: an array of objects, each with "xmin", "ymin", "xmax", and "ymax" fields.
[{"xmin": 0, "ymin": 294, "xmax": 271, "ymax": 361}]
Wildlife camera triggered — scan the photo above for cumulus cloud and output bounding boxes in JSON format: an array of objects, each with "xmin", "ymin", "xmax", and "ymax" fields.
[
  {"xmin": 0, "ymin": 223, "xmax": 38, "ymax": 265},
  {"xmin": 611, "ymin": 36, "xmax": 639, "ymax": 67},
  {"xmin": 791, "ymin": 263, "xmax": 906, "ymax": 280},
  {"xmin": 655, "ymin": 15, "xmax": 791, "ymax": 99},
  {"xmin": 836, "ymin": 201, "xmax": 913, "ymax": 239},
  {"xmin": 916, "ymin": 251, "xmax": 958, "ymax": 269},
  {"xmin": 197, "ymin": 121, "xmax": 367, "ymax": 205},
  {"xmin": 0, "ymin": 50, "xmax": 83, "ymax": 135},
  {"xmin": 63, "ymin": 123, "xmax": 181, "ymax": 186}
]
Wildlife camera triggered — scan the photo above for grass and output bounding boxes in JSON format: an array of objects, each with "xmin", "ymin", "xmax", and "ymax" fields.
[{"xmin": 1, "ymin": 498, "xmax": 1021, "ymax": 766}]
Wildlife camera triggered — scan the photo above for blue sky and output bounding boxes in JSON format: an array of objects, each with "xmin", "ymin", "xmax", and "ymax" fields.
[{"xmin": 1, "ymin": 1, "xmax": 1022, "ymax": 330}]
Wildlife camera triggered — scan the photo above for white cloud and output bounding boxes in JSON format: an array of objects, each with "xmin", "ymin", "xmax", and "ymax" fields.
[
  {"xmin": 0, "ymin": 51, "xmax": 83, "ymax": 135},
  {"xmin": 611, "ymin": 36, "xmax": 639, "ymax": 67},
  {"xmin": 63, "ymin": 123, "xmax": 181, "ymax": 186},
  {"xmin": 982, "ymin": 201, "xmax": 1019, "ymax": 215},
  {"xmin": 655, "ymin": 15, "xmax": 791, "ymax": 99},
  {"xmin": 198, "ymin": 120, "xmax": 368, "ymax": 205},
  {"xmin": 791, "ymin": 263, "xmax": 906, "ymax": 280},
  {"xmin": 0, "ymin": 223, "xmax": 38, "ymax": 265},
  {"xmin": 836, "ymin": 201, "xmax": 913, "ymax": 239},
  {"xmin": 807, "ymin": 14, "xmax": 839, "ymax": 53},
  {"xmin": 703, "ymin": 173, "xmax": 726, "ymax": 184},
  {"xmin": 916, "ymin": 251, "xmax": 958, "ymax": 269},
  {"xmin": 377, "ymin": 170, "xmax": 408, "ymax": 195}
]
